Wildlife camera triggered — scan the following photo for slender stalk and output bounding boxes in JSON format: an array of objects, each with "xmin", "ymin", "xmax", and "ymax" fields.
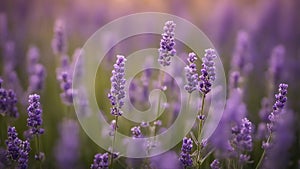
[
  {"xmin": 196, "ymin": 94, "xmax": 206, "ymax": 168},
  {"xmin": 255, "ymin": 135, "xmax": 271, "ymax": 169},
  {"xmin": 35, "ymin": 134, "xmax": 42, "ymax": 169},
  {"xmin": 110, "ymin": 115, "xmax": 119, "ymax": 169},
  {"xmin": 153, "ymin": 71, "xmax": 165, "ymax": 146}
]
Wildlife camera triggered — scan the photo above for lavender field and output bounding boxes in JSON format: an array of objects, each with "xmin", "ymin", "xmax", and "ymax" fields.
[{"xmin": 0, "ymin": 0, "xmax": 300, "ymax": 169}]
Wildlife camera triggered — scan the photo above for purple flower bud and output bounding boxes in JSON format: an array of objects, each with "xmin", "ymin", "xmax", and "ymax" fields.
[
  {"xmin": 109, "ymin": 55, "xmax": 127, "ymax": 116},
  {"xmin": 91, "ymin": 153, "xmax": 109, "ymax": 169},
  {"xmin": 184, "ymin": 52, "xmax": 198, "ymax": 93},
  {"xmin": 27, "ymin": 94, "xmax": 44, "ymax": 135},
  {"xmin": 52, "ymin": 19, "xmax": 67, "ymax": 55},
  {"xmin": 210, "ymin": 159, "xmax": 220, "ymax": 169},
  {"xmin": 131, "ymin": 126, "xmax": 142, "ymax": 138},
  {"xmin": 199, "ymin": 48, "xmax": 217, "ymax": 95},
  {"xmin": 179, "ymin": 137, "xmax": 193, "ymax": 167},
  {"xmin": 158, "ymin": 21, "xmax": 176, "ymax": 67},
  {"xmin": 0, "ymin": 79, "xmax": 19, "ymax": 118}
]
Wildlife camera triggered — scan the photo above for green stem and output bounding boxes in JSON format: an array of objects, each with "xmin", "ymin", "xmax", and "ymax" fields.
[
  {"xmin": 35, "ymin": 134, "xmax": 42, "ymax": 169},
  {"xmin": 151, "ymin": 71, "xmax": 165, "ymax": 152},
  {"xmin": 110, "ymin": 115, "xmax": 119, "ymax": 169},
  {"xmin": 255, "ymin": 135, "xmax": 271, "ymax": 169},
  {"xmin": 196, "ymin": 94, "xmax": 206, "ymax": 168}
]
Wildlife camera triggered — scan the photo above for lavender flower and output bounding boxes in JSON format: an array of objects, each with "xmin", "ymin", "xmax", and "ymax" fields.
[
  {"xmin": 231, "ymin": 31, "xmax": 252, "ymax": 75},
  {"xmin": 268, "ymin": 83, "xmax": 288, "ymax": 132},
  {"xmin": 199, "ymin": 48, "xmax": 217, "ymax": 95},
  {"xmin": 108, "ymin": 55, "xmax": 127, "ymax": 116},
  {"xmin": 231, "ymin": 118, "xmax": 253, "ymax": 152},
  {"xmin": 158, "ymin": 21, "xmax": 176, "ymax": 67},
  {"xmin": 27, "ymin": 94, "xmax": 44, "ymax": 135},
  {"xmin": 229, "ymin": 71, "xmax": 240, "ymax": 92},
  {"xmin": 6, "ymin": 126, "xmax": 22, "ymax": 161},
  {"xmin": 5, "ymin": 126, "xmax": 31, "ymax": 169},
  {"xmin": 58, "ymin": 71, "xmax": 73, "ymax": 105},
  {"xmin": 91, "ymin": 153, "xmax": 109, "ymax": 169},
  {"xmin": 179, "ymin": 137, "xmax": 193, "ymax": 167},
  {"xmin": 55, "ymin": 119, "xmax": 80, "ymax": 169},
  {"xmin": 268, "ymin": 45, "xmax": 285, "ymax": 85},
  {"xmin": 0, "ymin": 79, "xmax": 19, "ymax": 118},
  {"xmin": 210, "ymin": 159, "xmax": 220, "ymax": 169},
  {"xmin": 17, "ymin": 140, "xmax": 30, "ymax": 169},
  {"xmin": 52, "ymin": 20, "xmax": 67, "ymax": 55},
  {"xmin": 27, "ymin": 46, "xmax": 46, "ymax": 92},
  {"xmin": 130, "ymin": 126, "xmax": 142, "ymax": 138},
  {"xmin": 184, "ymin": 52, "xmax": 198, "ymax": 93}
]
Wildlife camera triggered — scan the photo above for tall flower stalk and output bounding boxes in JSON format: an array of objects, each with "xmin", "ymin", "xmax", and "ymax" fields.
[
  {"xmin": 255, "ymin": 83, "xmax": 288, "ymax": 169},
  {"xmin": 196, "ymin": 48, "xmax": 216, "ymax": 168},
  {"xmin": 108, "ymin": 55, "xmax": 127, "ymax": 168},
  {"xmin": 26, "ymin": 94, "xmax": 44, "ymax": 166}
]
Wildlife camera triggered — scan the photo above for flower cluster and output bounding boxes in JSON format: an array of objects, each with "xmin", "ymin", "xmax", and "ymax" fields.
[
  {"xmin": 199, "ymin": 48, "xmax": 217, "ymax": 95},
  {"xmin": 130, "ymin": 126, "xmax": 142, "ymax": 138},
  {"xmin": 268, "ymin": 83, "xmax": 288, "ymax": 132},
  {"xmin": 179, "ymin": 137, "xmax": 193, "ymax": 167},
  {"xmin": 58, "ymin": 71, "xmax": 74, "ymax": 105},
  {"xmin": 158, "ymin": 21, "xmax": 176, "ymax": 67},
  {"xmin": 5, "ymin": 126, "xmax": 31, "ymax": 169},
  {"xmin": 27, "ymin": 94, "xmax": 44, "ymax": 135},
  {"xmin": 184, "ymin": 52, "xmax": 198, "ymax": 93},
  {"xmin": 27, "ymin": 46, "xmax": 46, "ymax": 92},
  {"xmin": 0, "ymin": 79, "xmax": 19, "ymax": 118},
  {"xmin": 51, "ymin": 20, "xmax": 66, "ymax": 55},
  {"xmin": 90, "ymin": 153, "xmax": 109, "ymax": 169},
  {"xmin": 108, "ymin": 55, "xmax": 127, "ymax": 116},
  {"xmin": 231, "ymin": 118, "xmax": 253, "ymax": 152},
  {"xmin": 210, "ymin": 159, "xmax": 220, "ymax": 169}
]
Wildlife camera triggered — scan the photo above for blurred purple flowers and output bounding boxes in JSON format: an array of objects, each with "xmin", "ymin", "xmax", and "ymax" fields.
[{"xmin": 0, "ymin": 79, "xmax": 19, "ymax": 118}]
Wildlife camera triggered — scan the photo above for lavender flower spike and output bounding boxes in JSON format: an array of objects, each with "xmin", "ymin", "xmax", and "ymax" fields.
[
  {"xmin": 184, "ymin": 52, "xmax": 198, "ymax": 93},
  {"xmin": 91, "ymin": 153, "xmax": 109, "ymax": 169},
  {"xmin": 52, "ymin": 19, "xmax": 67, "ymax": 55},
  {"xmin": 108, "ymin": 55, "xmax": 127, "ymax": 116},
  {"xmin": 158, "ymin": 21, "xmax": 176, "ymax": 67},
  {"xmin": 27, "ymin": 94, "xmax": 44, "ymax": 135},
  {"xmin": 210, "ymin": 159, "xmax": 220, "ymax": 169},
  {"xmin": 232, "ymin": 118, "xmax": 253, "ymax": 152},
  {"xmin": 6, "ymin": 126, "xmax": 21, "ymax": 161},
  {"xmin": 179, "ymin": 137, "xmax": 193, "ymax": 167},
  {"xmin": 131, "ymin": 126, "xmax": 142, "ymax": 138},
  {"xmin": 199, "ymin": 48, "xmax": 217, "ymax": 95},
  {"xmin": 268, "ymin": 83, "xmax": 288, "ymax": 132},
  {"xmin": 18, "ymin": 140, "xmax": 30, "ymax": 169}
]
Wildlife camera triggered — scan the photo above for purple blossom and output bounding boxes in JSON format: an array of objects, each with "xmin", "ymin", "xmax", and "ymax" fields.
[
  {"xmin": 5, "ymin": 126, "xmax": 31, "ymax": 169},
  {"xmin": 130, "ymin": 126, "xmax": 142, "ymax": 138},
  {"xmin": 184, "ymin": 52, "xmax": 198, "ymax": 93},
  {"xmin": 229, "ymin": 71, "xmax": 240, "ymax": 92},
  {"xmin": 179, "ymin": 137, "xmax": 193, "ymax": 167},
  {"xmin": 52, "ymin": 19, "xmax": 67, "ymax": 55},
  {"xmin": 6, "ymin": 126, "xmax": 22, "ymax": 161},
  {"xmin": 58, "ymin": 71, "xmax": 74, "ymax": 105},
  {"xmin": 268, "ymin": 83, "xmax": 288, "ymax": 132},
  {"xmin": 199, "ymin": 48, "xmax": 217, "ymax": 95},
  {"xmin": 27, "ymin": 94, "xmax": 44, "ymax": 135},
  {"xmin": 268, "ymin": 45, "xmax": 285, "ymax": 85},
  {"xmin": 231, "ymin": 118, "xmax": 253, "ymax": 152},
  {"xmin": 231, "ymin": 30, "xmax": 252, "ymax": 75},
  {"xmin": 108, "ymin": 55, "xmax": 127, "ymax": 116},
  {"xmin": 210, "ymin": 159, "xmax": 220, "ymax": 169},
  {"xmin": 18, "ymin": 140, "xmax": 30, "ymax": 169},
  {"xmin": 90, "ymin": 153, "xmax": 109, "ymax": 169},
  {"xmin": 158, "ymin": 21, "xmax": 176, "ymax": 67},
  {"xmin": 55, "ymin": 119, "xmax": 80, "ymax": 169},
  {"xmin": 0, "ymin": 79, "xmax": 19, "ymax": 118},
  {"xmin": 27, "ymin": 46, "xmax": 46, "ymax": 92}
]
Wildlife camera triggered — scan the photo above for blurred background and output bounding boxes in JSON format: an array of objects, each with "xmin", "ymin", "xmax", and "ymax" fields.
[{"xmin": 0, "ymin": 0, "xmax": 300, "ymax": 168}]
